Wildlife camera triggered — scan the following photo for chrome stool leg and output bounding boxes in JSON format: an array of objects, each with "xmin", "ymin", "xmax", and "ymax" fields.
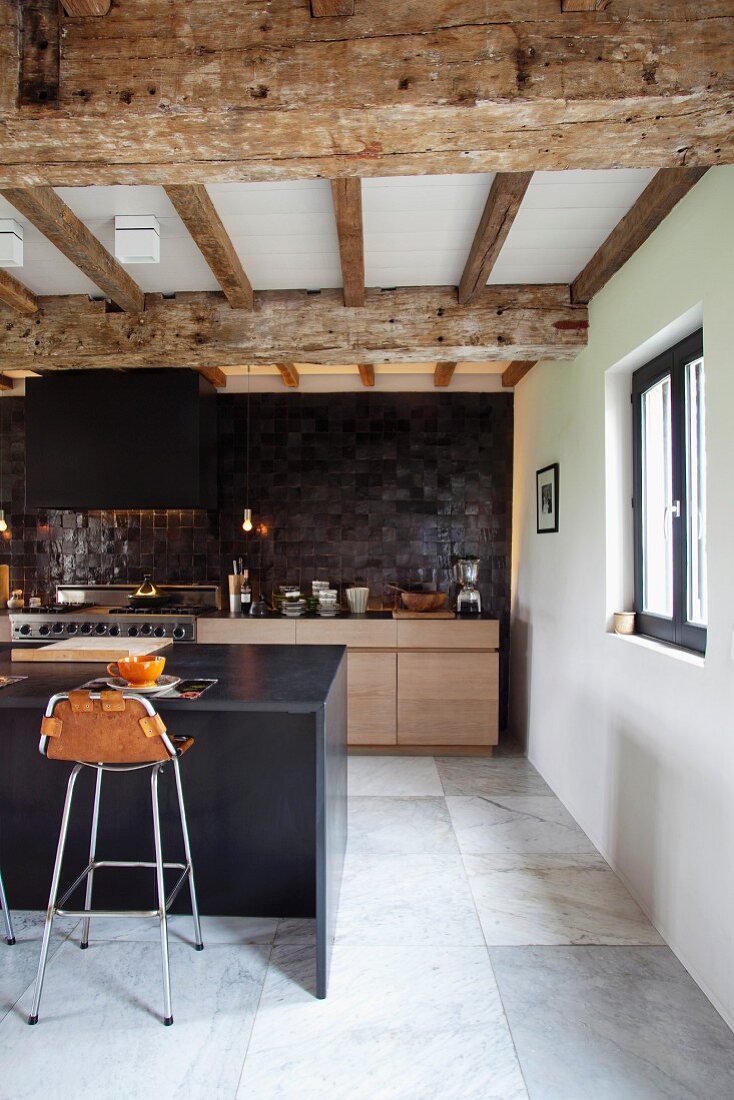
[
  {"xmin": 29, "ymin": 763, "xmax": 83, "ymax": 1025},
  {"xmin": 173, "ymin": 757, "xmax": 203, "ymax": 951},
  {"xmin": 151, "ymin": 763, "xmax": 173, "ymax": 1026},
  {"xmin": 80, "ymin": 767, "xmax": 103, "ymax": 950},
  {"xmin": 0, "ymin": 866, "xmax": 15, "ymax": 946}
]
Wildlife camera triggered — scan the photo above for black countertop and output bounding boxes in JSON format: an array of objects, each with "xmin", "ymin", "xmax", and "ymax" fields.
[{"xmin": 0, "ymin": 643, "xmax": 346, "ymax": 714}]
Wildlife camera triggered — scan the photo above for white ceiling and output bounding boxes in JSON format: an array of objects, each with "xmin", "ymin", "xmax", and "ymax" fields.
[{"xmin": 0, "ymin": 169, "xmax": 656, "ymax": 298}]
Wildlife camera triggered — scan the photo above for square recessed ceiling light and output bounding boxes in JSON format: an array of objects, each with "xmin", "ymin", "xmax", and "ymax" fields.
[
  {"xmin": 114, "ymin": 214, "xmax": 160, "ymax": 264},
  {"xmin": 0, "ymin": 219, "xmax": 23, "ymax": 268}
]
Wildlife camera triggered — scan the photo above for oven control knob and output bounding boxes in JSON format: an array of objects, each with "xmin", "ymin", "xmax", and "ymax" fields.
[
  {"xmin": 67, "ymin": 623, "xmax": 78, "ymax": 635},
  {"xmin": 94, "ymin": 623, "xmax": 107, "ymax": 635},
  {"xmin": 140, "ymin": 623, "xmax": 152, "ymax": 636},
  {"xmin": 39, "ymin": 624, "xmax": 50, "ymax": 636},
  {"xmin": 19, "ymin": 623, "xmax": 31, "ymax": 636},
  {"xmin": 153, "ymin": 626, "xmax": 166, "ymax": 638},
  {"xmin": 127, "ymin": 625, "xmax": 139, "ymax": 637},
  {"xmin": 52, "ymin": 622, "xmax": 64, "ymax": 634},
  {"xmin": 108, "ymin": 624, "xmax": 120, "ymax": 637},
  {"xmin": 172, "ymin": 625, "xmax": 186, "ymax": 641},
  {"xmin": 81, "ymin": 622, "xmax": 93, "ymax": 635}
]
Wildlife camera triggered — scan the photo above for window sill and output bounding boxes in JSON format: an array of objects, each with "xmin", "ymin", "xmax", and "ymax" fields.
[{"xmin": 607, "ymin": 631, "xmax": 705, "ymax": 667}]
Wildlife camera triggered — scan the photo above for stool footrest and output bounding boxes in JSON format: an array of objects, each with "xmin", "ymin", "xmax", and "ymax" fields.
[
  {"xmin": 58, "ymin": 907, "xmax": 161, "ymax": 919},
  {"xmin": 55, "ymin": 860, "xmax": 190, "ymax": 911}
]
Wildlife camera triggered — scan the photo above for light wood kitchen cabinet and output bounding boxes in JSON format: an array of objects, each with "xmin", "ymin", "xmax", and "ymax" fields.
[
  {"xmin": 296, "ymin": 618, "xmax": 397, "ymax": 649},
  {"xmin": 347, "ymin": 651, "xmax": 397, "ymax": 745},
  {"xmin": 397, "ymin": 650, "xmax": 499, "ymax": 746},
  {"xmin": 197, "ymin": 618, "xmax": 296, "ymax": 644},
  {"xmin": 396, "ymin": 619, "xmax": 499, "ymax": 650}
]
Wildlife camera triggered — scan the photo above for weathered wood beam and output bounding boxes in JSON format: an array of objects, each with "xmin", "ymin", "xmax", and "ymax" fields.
[
  {"xmin": 0, "ymin": 287, "xmax": 587, "ymax": 370},
  {"xmin": 311, "ymin": 0, "xmax": 354, "ymax": 15},
  {"xmin": 0, "ymin": 374, "xmax": 15, "ymax": 392},
  {"xmin": 434, "ymin": 362, "xmax": 457, "ymax": 388},
  {"xmin": 0, "ymin": 4, "xmax": 731, "ymax": 184},
  {"xmin": 61, "ymin": 1, "xmax": 112, "ymax": 15},
  {"xmin": 0, "ymin": 187, "xmax": 145, "ymax": 313},
  {"xmin": 502, "ymin": 361, "xmax": 537, "ymax": 388},
  {"xmin": 331, "ymin": 179, "xmax": 364, "ymax": 307},
  {"xmin": 165, "ymin": 185, "xmax": 253, "ymax": 310},
  {"xmin": 459, "ymin": 173, "xmax": 533, "ymax": 305},
  {"xmin": 571, "ymin": 168, "xmax": 709, "ymax": 305},
  {"xmin": 277, "ymin": 364, "xmax": 300, "ymax": 388},
  {"xmin": 357, "ymin": 364, "xmax": 375, "ymax": 387},
  {"xmin": 19, "ymin": 0, "xmax": 59, "ymax": 108},
  {"xmin": 197, "ymin": 366, "xmax": 227, "ymax": 389},
  {"xmin": 561, "ymin": 1, "xmax": 608, "ymax": 11},
  {"xmin": 0, "ymin": 268, "xmax": 39, "ymax": 316}
]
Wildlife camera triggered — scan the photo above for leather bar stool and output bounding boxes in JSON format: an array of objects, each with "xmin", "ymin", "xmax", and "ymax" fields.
[
  {"xmin": 0, "ymin": 867, "xmax": 15, "ymax": 946},
  {"xmin": 28, "ymin": 690, "xmax": 203, "ymax": 1027}
]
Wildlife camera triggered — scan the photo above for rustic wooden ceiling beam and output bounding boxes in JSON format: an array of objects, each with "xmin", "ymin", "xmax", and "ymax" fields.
[
  {"xmin": 0, "ymin": 374, "xmax": 15, "ymax": 392},
  {"xmin": 165, "ymin": 184, "xmax": 253, "ymax": 310},
  {"xmin": 197, "ymin": 366, "xmax": 227, "ymax": 389},
  {"xmin": 61, "ymin": 1, "xmax": 111, "ymax": 15},
  {"xmin": 357, "ymin": 364, "xmax": 375, "ymax": 387},
  {"xmin": 311, "ymin": 0, "xmax": 354, "ymax": 15},
  {"xmin": 561, "ymin": 1, "xmax": 608, "ymax": 10},
  {"xmin": 331, "ymin": 178, "xmax": 364, "ymax": 307},
  {"xmin": 277, "ymin": 364, "xmax": 300, "ymax": 388},
  {"xmin": 0, "ymin": 4, "xmax": 730, "ymax": 184},
  {"xmin": 18, "ymin": 0, "xmax": 60, "ymax": 108},
  {"xmin": 571, "ymin": 168, "xmax": 709, "ymax": 305},
  {"xmin": 502, "ymin": 361, "xmax": 537, "ymax": 388},
  {"xmin": 0, "ymin": 286, "xmax": 587, "ymax": 371},
  {"xmin": 434, "ymin": 362, "xmax": 457, "ymax": 388},
  {"xmin": 0, "ymin": 268, "xmax": 39, "ymax": 316},
  {"xmin": 459, "ymin": 173, "xmax": 533, "ymax": 306},
  {"xmin": 0, "ymin": 187, "xmax": 144, "ymax": 313}
]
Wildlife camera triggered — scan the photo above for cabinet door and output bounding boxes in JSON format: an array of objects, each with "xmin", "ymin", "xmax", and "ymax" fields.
[
  {"xmin": 348, "ymin": 651, "xmax": 397, "ymax": 745},
  {"xmin": 397, "ymin": 651, "xmax": 498, "ymax": 746}
]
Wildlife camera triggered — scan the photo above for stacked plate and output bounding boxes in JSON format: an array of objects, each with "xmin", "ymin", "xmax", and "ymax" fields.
[{"xmin": 281, "ymin": 599, "xmax": 307, "ymax": 618}]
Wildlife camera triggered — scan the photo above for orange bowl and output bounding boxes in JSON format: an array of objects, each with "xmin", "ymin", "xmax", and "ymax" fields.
[{"xmin": 107, "ymin": 654, "xmax": 166, "ymax": 688}]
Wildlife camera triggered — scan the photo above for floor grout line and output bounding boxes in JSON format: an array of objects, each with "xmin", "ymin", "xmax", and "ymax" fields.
[{"xmin": 231, "ymin": 942, "xmax": 273, "ymax": 1100}]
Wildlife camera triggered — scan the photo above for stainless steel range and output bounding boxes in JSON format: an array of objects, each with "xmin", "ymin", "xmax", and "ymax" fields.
[{"xmin": 10, "ymin": 584, "xmax": 221, "ymax": 643}]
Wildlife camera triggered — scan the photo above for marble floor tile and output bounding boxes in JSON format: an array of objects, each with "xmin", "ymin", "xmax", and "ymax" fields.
[
  {"xmin": 348, "ymin": 796, "xmax": 459, "ymax": 855},
  {"xmin": 437, "ymin": 756, "xmax": 553, "ymax": 797},
  {"xmin": 347, "ymin": 754, "xmax": 443, "ymax": 796},
  {"xmin": 490, "ymin": 945, "xmax": 734, "ymax": 1100},
  {"xmin": 336, "ymin": 853, "xmax": 484, "ymax": 946},
  {"xmin": 0, "ymin": 911, "xmax": 78, "ymax": 1022},
  {"xmin": 0, "ymin": 939, "xmax": 270, "ymax": 1100},
  {"xmin": 464, "ymin": 855, "xmax": 663, "ymax": 946},
  {"xmin": 274, "ymin": 918, "xmax": 316, "ymax": 945},
  {"xmin": 81, "ymin": 913, "xmax": 279, "ymax": 946},
  {"xmin": 447, "ymin": 794, "xmax": 597, "ymax": 856},
  {"xmin": 238, "ymin": 945, "xmax": 528, "ymax": 1100}
]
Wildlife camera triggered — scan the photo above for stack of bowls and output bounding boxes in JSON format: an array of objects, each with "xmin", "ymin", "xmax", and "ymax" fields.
[
  {"xmin": 317, "ymin": 589, "xmax": 340, "ymax": 617},
  {"xmin": 280, "ymin": 586, "xmax": 306, "ymax": 618}
]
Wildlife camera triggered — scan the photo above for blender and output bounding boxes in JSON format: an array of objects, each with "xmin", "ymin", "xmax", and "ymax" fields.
[{"xmin": 454, "ymin": 558, "xmax": 482, "ymax": 614}]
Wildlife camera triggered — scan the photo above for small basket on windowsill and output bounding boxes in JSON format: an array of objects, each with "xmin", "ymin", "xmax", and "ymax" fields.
[{"xmin": 613, "ymin": 611, "xmax": 636, "ymax": 636}]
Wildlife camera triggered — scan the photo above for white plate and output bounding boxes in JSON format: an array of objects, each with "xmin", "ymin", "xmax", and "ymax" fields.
[
  {"xmin": 104, "ymin": 675, "xmax": 181, "ymax": 695},
  {"xmin": 317, "ymin": 609, "xmax": 340, "ymax": 617}
]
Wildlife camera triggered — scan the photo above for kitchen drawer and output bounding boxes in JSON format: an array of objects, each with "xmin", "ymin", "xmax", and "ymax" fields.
[
  {"xmin": 348, "ymin": 651, "xmax": 397, "ymax": 746},
  {"xmin": 397, "ymin": 650, "xmax": 498, "ymax": 746},
  {"xmin": 396, "ymin": 619, "xmax": 498, "ymax": 650},
  {"xmin": 197, "ymin": 618, "xmax": 296, "ymax": 644},
  {"xmin": 296, "ymin": 618, "xmax": 397, "ymax": 649}
]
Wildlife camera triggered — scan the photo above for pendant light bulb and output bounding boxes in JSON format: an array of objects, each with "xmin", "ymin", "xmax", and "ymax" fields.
[
  {"xmin": 242, "ymin": 508, "xmax": 253, "ymax": 533},
  {"xmin": 0, "ymin": 509, "xmax": 7, "ymax": 534}
]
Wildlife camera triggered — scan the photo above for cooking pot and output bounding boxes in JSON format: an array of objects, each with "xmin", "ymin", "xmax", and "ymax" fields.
[{"xmin": 128, "ymin": 574, "xmax": 169, "ymax": 608}]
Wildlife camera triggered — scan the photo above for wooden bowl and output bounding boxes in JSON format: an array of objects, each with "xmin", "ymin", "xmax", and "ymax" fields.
[{"xmin": 400, "ymin": 591, "xmax": 448, "ymax": 613}]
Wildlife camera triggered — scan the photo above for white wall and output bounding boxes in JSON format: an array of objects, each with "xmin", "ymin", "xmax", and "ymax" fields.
[{"xmin": 511, "ymin": 166, "xmax": 734, "ymax": 1027}]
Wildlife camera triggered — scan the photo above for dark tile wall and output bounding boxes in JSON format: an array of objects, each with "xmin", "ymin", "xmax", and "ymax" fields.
[{"xmin": 0, "ymin": 391, "xmax": 513, "ymax": 723}]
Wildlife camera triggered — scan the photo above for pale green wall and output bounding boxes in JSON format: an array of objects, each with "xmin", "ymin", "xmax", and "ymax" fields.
[{"xmin": 512, "ymin": 166, "xmax": 734, "ymax": 1026}]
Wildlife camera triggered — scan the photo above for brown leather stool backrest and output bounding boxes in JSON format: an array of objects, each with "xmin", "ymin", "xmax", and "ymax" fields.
[{"xmin": 40, "ymin": 691, "xmax": 176, "ymax": 765}]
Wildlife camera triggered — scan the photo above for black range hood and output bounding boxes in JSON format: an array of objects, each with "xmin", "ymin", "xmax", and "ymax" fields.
[{"xmin": 25, "ymin": 369, "xmax": 217, "ymax": 510}]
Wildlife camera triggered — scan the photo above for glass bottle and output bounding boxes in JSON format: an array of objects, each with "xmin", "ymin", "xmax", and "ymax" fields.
[{"xmin": 240, "ymin": 570, "xmax": 252, "ymax": 613}]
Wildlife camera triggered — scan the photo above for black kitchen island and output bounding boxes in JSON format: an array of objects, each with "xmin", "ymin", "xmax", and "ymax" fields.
[{"xmin": 0, "ymin": 643, "xmax": 348, "ymax": 998}]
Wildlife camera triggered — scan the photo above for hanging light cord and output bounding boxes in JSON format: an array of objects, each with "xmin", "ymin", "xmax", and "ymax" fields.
[{"xmin": 246, "ymin": 365, "xmax": 250, "ymax": 512}]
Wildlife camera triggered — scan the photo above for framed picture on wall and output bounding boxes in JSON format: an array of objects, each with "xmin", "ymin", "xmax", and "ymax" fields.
[{"xmin": 536, "ymin": 463, "xmax": 559, "ymax": 533}]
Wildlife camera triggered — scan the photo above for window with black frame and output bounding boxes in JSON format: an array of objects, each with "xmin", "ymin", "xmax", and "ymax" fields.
[{"xmin": 632, "ymin": 329, "xmax": 707, "ymax": 654}]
